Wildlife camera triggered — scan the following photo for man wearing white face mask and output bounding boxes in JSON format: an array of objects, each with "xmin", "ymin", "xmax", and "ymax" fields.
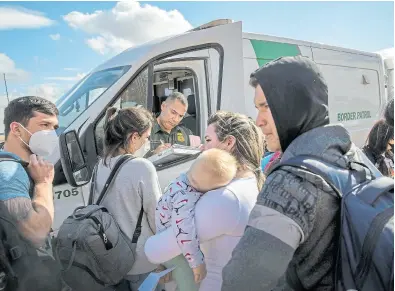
[
  {"xmin": 0, "ymin": 96, "xmax": 68, "ymax": 290},
  {"xmin": 0, "ymin": 96, "xmax": 59, "ymax": 247}
]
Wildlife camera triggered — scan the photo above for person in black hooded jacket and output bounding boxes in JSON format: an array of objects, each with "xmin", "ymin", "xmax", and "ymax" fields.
[{"xmin": 222, "ymin": 56, "xmax": 368, "ymax": 291}]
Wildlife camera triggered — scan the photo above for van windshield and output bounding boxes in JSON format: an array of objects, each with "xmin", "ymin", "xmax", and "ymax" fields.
[{"xmin": 56, "ymin": 65, "xmax": 131, "ymax": 134}]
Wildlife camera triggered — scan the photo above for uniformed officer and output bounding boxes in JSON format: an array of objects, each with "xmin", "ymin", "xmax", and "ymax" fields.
[{"xmin": 146, "ymin": 92, "xmax": 193, "ymax": 157}]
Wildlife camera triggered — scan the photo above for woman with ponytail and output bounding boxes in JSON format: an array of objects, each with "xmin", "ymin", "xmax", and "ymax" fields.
[
  {"xmin": 145, "ymin": 111, "xmax": 264, "ymax": 291},
  {"xmin": 91, "ymin": 106, "xmax": 162, "ymax": 290}
]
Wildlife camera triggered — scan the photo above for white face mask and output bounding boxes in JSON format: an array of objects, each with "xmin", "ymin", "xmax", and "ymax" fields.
[
  {"xmin": 134, "ymin": 139, "xmax": 151, "ymax": 158},
  {"xmin": 18, "ymin": 124, "xmax": 59, "ymax": 158}
]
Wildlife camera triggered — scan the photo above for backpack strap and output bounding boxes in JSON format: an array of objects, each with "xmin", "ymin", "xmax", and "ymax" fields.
[
  {"xmin": 87, "ymin": 164, "xmax": 99, "ymax": 205},
  {"xmin": 0, "ymin": 153, "xmax": 34, "ymax": 198},
  {"xmin": 88, "ymin": 154, "xmax": 144, "ymax": 243},
  {"xmin": 356, "ymin": 176, "xmax": 394, "ymax": 206},
  {"xmin": 269, "ymin": 155, "xmax": 393, "ymax": 206},
  {"xmin": 268, "ymin": 155, "xmax": 368, "ymax": 199},
  {"xmin": 0, "ymin": 153, "xmax": 29, "ymax": 168},
  {"xmin": 389, "ymin": 258, "xmax": 394, "ymax": 291},
  {"xmin": 132, "ymin": 205, "xmax": 144, "ymax": 244},
  {"xmin": 89, "ymin": 155, "xmax": 135, "ymax": 205}
]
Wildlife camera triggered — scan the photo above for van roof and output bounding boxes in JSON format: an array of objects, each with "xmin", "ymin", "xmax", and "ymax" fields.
[
  {"xmin": 91, "ymin": 34, "xmax": 176, "ymax": 73},
  {"xmin": 91, "ymin": 19, "xmax": 383, "ymax": 73},
  {"xmin": 91, "ymin": 19, "xmax": 234, "ymax": 73},
  {"xmin": 243, "ymin": 31, "xmax": 381, "ymax": 58},
  {"xmin": 376, "ymin": 48, "xmax": 394, "ymax": 70}
]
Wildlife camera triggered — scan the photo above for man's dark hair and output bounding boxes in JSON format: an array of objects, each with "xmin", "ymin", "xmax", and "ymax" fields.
[
  {"xmin": 165, "ymin": 92, "xmax": 188, "ymax": 107},
  {"xmin": 249, "ymin": 75, "xmax": 259, "ymax": 88},
  {"xmin": 3, "ymin": 96, "xmax": 58, "ymax": 138}
]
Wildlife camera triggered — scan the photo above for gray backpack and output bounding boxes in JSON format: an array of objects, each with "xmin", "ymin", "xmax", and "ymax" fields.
[
  {"xmin": 56, "ymin": 155, "xmax": 143, "ymax": 290},
  {"xmin": 271, "ymin": 155, "xmax": 394, "ymax": 291}
]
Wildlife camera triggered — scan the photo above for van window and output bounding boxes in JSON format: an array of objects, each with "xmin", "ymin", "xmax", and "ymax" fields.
[
  {"xmin": 93, "ymin": 46, "xmax": 221, "ymax": 167},
  {"xmin": 95, "ymin": 67, "xmax": 149, "ymax": 156},
  {"xmin": 151, "ymin": 48, "xmax": 221, "ymax": 139},
  {"xmin": 152, "ymin": 68, "xmax": 199, "ymax": 134},
  {"xmin": 57, "ymin": 66, "xmax": 130, "ymax": 134}
]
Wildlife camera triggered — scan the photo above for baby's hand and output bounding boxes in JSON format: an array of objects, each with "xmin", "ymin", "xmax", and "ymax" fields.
[
  {"xmin": 192, "ymin": 263, "xmax": 207, "ymax": 284},
  {"xmin": 155, "ymin": 265, "xmax": 172, "ymax": 284}
]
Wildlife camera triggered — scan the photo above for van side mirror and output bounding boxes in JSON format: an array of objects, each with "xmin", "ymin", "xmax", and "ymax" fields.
[{"xmin": 59, "ymin": 130, "xmax": 90, "ymax": 187}]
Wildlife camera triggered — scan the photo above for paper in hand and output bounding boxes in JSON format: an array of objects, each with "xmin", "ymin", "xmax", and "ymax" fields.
[{"xmin": 138, "ymin": 267, "xmax": 176, "ymax": 291}]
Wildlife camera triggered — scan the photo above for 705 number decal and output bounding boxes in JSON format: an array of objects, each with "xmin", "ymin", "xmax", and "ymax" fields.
[{"xmin": 54, "ymin": 188, "xmax": 79, "ymax": 200}]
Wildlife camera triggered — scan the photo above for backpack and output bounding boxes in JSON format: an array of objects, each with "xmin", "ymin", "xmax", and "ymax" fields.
[
  {"xmin": 56, "ymin": 155, "xmax": 144, "ymax": 290},
  {"xmin": 270, "ymin": 154, "xmax": 394, "ymax": 291},
  {"xmin": 0, "ymin": 152, "xmax": 63, "ymax": 291}
]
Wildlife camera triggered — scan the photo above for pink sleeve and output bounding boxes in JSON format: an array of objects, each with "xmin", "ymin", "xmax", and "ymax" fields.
[
  {"xmin": 144, "ymin": 188, "xmax": 240, "ymax": 264},
  {"xmin": 171, "ymin": 191, "xmax": 204, "ymax": 268}
]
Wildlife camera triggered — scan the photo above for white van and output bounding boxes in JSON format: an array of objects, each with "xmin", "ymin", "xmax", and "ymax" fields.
[
  {"xmin": 45, "ymin": 19, "xmax": 391, "ymax": 232},
  {"xmin": 383, "ymin": 55, "xmax": 394, "ymax": 99}
]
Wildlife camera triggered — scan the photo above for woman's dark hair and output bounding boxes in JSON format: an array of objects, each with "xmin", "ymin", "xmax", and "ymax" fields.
[
  {"xmin": 208, "ymin": 111, "xmax": 265, "ymax": 189},
  {"xmin": 365, "ymin": 119, "xmax": 394, "ymax": 155},
  {"xmin": 384, "ymin": 98, "xmax": 394, "ymax": 126},
  {"xmin": 103, "ymin": 106, "xmax": 153, "ymax": 166},
  {"xmin": 363, "ymin": 119, "xmax": 394, "ymax": 176}
]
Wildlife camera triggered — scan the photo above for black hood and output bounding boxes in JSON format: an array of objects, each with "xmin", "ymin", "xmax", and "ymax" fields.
[{"xmin": 252, "ymin": 56, "xmax": 329, "ymax": 151}]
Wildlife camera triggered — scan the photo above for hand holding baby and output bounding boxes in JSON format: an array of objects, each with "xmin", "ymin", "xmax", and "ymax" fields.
[{"xmin": 192, "ymin": 262, "xmax": 207, "ymax": 284}]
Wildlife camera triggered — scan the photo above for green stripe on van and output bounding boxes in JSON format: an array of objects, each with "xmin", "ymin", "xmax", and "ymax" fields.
[{"xmin": 250, "ymin": 40, "xmax": 300, "ymax": 67}]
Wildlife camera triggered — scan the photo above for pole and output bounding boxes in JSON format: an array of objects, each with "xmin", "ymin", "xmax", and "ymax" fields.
[{"xmin": 3, "ymin": 73, "xmax": 9, "ymax": 104}]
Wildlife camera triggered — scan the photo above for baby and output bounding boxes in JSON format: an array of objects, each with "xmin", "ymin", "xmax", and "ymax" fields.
[{"xmin": 155, "ymin": 148, "xmax": 238, "ymax": 289}]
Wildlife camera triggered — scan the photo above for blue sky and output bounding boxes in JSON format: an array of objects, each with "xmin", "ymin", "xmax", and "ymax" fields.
[{"xmin": 0, "ymin": 1, "xmax": 393, "ymax": 104}]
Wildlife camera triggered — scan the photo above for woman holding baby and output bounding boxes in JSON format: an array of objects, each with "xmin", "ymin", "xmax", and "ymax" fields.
[
  {"xmin": 93, "ymin": 106, "xmax": 263, "ymax": 291},
  {"xmin": 145, "ymin": 111, "xmax": 265, "ymax": 291}
]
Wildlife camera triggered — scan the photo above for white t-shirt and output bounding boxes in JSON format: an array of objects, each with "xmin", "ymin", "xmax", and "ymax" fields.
[{"xmin": 145, "ymin": 176, "xmax": 259, "ymax": 290}]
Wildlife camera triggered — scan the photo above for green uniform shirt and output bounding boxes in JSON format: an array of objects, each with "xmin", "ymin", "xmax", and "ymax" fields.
[{"xmin": 147, "ymin": 119, "xmax": 193, "ymax": 157}]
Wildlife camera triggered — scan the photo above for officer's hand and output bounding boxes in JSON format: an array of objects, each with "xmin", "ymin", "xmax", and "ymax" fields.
[{"xmin": 154, "ymin": 143, "xmax": 171, "ymax": 155}]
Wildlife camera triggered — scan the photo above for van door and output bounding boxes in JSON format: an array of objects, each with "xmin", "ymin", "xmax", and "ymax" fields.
[
  {"xmin": 91, "ymin": 51, "xmax": 219, "ymax": 195},
  {"xmin": 311, "ymin": 48, "xmax": 385, "ymax": 147},
  {"xmin": 151, "ymin": 55, "xmax": 215, "ymax": 189}
]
